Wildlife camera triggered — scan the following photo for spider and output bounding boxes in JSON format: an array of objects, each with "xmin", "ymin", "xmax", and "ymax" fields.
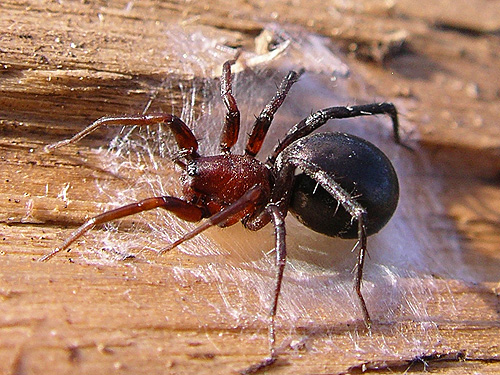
[{"xmin": 40, "ymin": 59, "xmax": 400, "ymax": 373}]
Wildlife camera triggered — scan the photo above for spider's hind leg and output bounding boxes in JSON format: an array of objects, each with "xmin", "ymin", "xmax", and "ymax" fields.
[
  {"xmin": 267, "ymin": 102, "xmax": 400, "ymax": 166},
  {"xmin": 237, "ymin": 204, "xmax": 287, "ymax": 375},
  {"xmin": 271, "ymin": 156, "xmax": 372, "ymax": 327}
]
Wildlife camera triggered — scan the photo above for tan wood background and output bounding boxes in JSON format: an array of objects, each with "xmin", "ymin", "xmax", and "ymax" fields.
[{"xmin": 1, "ymin": 0, "xmax": 500, "ymax": 374}]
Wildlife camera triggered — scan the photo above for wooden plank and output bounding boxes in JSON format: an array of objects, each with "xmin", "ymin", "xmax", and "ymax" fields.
[{"xmin": 1, "ymin": 1, "xmax": 499, "ymax": 374}]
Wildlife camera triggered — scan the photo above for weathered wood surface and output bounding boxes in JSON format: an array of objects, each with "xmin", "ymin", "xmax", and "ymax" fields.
[{"xmin": 1, "ymin": 1, "xmax": 499, "ymax": 374}]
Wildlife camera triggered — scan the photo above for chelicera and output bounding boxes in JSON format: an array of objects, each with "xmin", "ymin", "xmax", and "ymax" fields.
[{"xmin": 40, "ymin": 59, "xmax": 401, "ymax": 372}]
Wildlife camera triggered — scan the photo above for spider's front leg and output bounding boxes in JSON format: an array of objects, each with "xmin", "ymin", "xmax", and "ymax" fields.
[
  {"xmin": 219, "ymin": 59, "xmax": 241, "ymax": 153},
  {"xmin": 44, "ymin": 114, "xmax": 200, "ymax": 160},
  {"xmin": 158, "ymin": 185, "xmax": 268, "ymax": 255},
  {"xmin": 39, "ymin": 197, "xmax": 205, "ymax": 262}
]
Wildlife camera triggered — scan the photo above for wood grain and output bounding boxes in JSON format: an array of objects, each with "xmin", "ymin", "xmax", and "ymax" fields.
[{"xmin": 1, "ymin": 1, "xmax": 499, "ymax": 374}]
